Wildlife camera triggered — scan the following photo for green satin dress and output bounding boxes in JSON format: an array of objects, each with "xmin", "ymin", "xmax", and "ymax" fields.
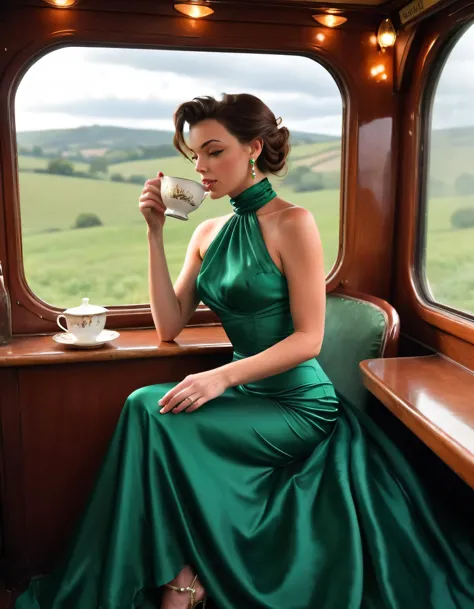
[{"xmin": 16, "ymin": 179, "xmax": 474, "ymax": 609}]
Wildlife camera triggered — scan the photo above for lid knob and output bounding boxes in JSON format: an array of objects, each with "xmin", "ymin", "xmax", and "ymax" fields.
[{"xmin": 82, "ymin": 298, "xmax": 90, "ymax": 306}]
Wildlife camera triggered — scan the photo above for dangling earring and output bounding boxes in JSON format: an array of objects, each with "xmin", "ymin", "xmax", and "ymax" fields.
[{"xmin": 250, "ymin": 158, "xmax": 256, "ymax": 179}]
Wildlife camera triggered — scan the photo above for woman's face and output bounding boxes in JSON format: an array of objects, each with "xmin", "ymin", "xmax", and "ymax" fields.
[{"xmin": 188, "ymin": 119, "xmax": 262, "ymax": 200}]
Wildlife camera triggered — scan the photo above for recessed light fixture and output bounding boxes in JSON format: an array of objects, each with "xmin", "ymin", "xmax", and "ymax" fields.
[
  {"xmin": 312, "ymin": 14, "xmax": 347, "ymax": 27},
  {"xmin": 174, "ymin": 3, "xmax": 215, "ymax": 18},
  {"xmin": 42, "ymin": 0, "xmax": 78, "ymax": 6}
]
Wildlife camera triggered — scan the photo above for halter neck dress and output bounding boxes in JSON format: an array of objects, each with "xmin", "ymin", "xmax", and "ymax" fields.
[{"xmin": 15, "ymin": 179, "xmax": 474, "ymax": 609}]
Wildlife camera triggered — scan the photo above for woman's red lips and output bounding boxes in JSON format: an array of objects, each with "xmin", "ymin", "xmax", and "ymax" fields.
[{"xmin": 202, "ymin": 180, "xmax": 217, "ymax": 189}]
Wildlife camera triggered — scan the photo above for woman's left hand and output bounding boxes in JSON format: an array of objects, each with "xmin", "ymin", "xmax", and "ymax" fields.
[{"xmin": 158, "ymin": 369, "xmax": 231, "ymax": 414}]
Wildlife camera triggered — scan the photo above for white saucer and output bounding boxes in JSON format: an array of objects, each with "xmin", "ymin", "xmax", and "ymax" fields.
[{"xmin": 52, "ymin": 330, "xmax": 120, "ymax": 349}]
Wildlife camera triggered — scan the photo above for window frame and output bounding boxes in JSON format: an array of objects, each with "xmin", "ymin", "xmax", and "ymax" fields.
[
  {"xmin": 0, "ymin": 16, "xmax": 350, "ymax": 336},
  {"xmin": 396, "ymin": 6, "xmax": 474, "ymax": 351},
  {"xmin": 417, "ymin": 20, "xmax": 474, "ymax": 323}
]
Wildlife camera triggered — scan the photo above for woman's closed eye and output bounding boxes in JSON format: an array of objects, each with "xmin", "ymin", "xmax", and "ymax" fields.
[{"xmin": 191, "ymin": 150, "xmax": 223, "ymax": 163}]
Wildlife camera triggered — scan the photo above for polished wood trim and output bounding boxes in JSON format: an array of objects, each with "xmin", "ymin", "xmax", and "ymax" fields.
[
  {"xmin": 0, "ymin": 326, "xmax": 231, "ymax": 368},
  {"xmin": 395, "ymin": 2, "xmax": 474, "ymax": 365},
  {"xmin": 394, "ymin": 23, "xmax": 418, "ymax": 92},
  {"xmin": 0, "ymin": 352, "xmax": 230, "ymax": 587},
  {"xmin": 0, "ymin": 289, "xmax": 397, "ymax": 367},
  {"xmin": 0, "ymin": 4, "xmax": 398, "ymax": 335},
  {"xmin": 360, "ymin": 355, "xmax": 474, "ymax": 489},
  {"xmin": 6, "ymin": 0, "xmax": 388, "ymax": 25}
]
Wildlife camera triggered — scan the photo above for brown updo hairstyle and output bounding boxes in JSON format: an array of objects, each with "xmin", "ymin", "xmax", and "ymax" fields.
[{"xmin": 173, "ymin": 93, "xmax": 291, "ymax": 176}]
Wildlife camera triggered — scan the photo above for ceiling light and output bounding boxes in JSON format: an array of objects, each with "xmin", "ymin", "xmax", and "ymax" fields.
[
  {"xmin": 174, "ymin": 4, "xmax": 214, "ymax": 18},
  {"xmin": 377, "ymin": 18, "xmax": 396, "ymax": 49},
  {"xmin": 312, "ymin": 14, "xmax": 347, "ymax": 27},
  {"xmin": 42, "ymin": 0, "xmax": 78, "ymax": 6}
]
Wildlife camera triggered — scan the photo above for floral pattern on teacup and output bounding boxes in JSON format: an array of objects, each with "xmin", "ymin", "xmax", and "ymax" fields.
[
  {"xmin": 69, "ymin": 314, "xmax": 105, "ymax": 329},
  {"xmin": 164, "ymin": 185, "xmax": 197, "ymax": 207}
]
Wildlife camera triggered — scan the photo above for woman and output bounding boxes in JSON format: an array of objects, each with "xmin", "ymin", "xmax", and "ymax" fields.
[{"xmin": 16, "ymin": 93, "xmax": 474, "ymax": 609}]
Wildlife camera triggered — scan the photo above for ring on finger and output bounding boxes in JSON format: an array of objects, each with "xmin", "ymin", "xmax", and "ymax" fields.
[
  {"xmin": 181, "ymin": 395, "xmax": 196, "ymax": 409},
  {"xmin": 173, "ymin": 395, "xmax": 193, "ymax": 410}
]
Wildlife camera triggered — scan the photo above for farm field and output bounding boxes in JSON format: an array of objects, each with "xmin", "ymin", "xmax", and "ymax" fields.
[
  {"xmin": 424, "ymin": 195, "xmax": 474, "ymax": 314},
  {"xmin": 20, "ymin": 165, "xmax": 340, "ymax": 306},
  {"xmin": 16, "ymin": 133, "xmax": 474, "ymax": 314},
  {"xmin": 18, "ymin": 155, "xmax": 89, "ymax": 173}
]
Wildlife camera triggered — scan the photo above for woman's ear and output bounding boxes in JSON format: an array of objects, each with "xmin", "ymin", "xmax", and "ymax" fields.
[{"xmin": 250, "ymin": 138, "xmax": 264, "ymax": 160}]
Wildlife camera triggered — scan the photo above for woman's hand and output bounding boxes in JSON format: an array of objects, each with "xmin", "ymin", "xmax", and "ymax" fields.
[
  {"xmin": 139, "ymin": 171, "xmax": 167, "ymax": 231},
  {"xmin": 158, "ymin": 369, "xmax": 231, "ymax": 414}
]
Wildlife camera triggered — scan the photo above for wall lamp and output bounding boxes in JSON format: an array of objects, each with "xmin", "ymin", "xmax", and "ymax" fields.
[{"xmin": 377, "ymin": 18, "xmax": 396, "ymax": 50}]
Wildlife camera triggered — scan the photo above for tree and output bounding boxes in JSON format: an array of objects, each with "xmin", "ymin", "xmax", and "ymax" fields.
[
  {"xmin": 111, "ymin": 173, "xmax": 125, "ymax": 182},
  {"xmin": 454, "ymin": 173, "xmax": 474, "ymax": 196},
  {"xmin": 32, "ymin": 145, "xmax": 43, "ymax": 157},
  {"xmin": 451, "ymin": 208, "xmax": 474, "ymax": 230},
  {"xmin": 73, "ymin": 213, "xmax": 103, "ymax": 229},
  {"xmin": 284, "ymin": 166, "xmax": 311, "ymax": 187},
  {"xmin": 47, "ymin": 158, "xmax": 74, "ymax": 176},
  {"xmin": 128, "ymin": 174, "xmax": 147, "ymax": 185},
  {"xmin": 89, "ymin": 158, "xmax": 109, "ymax": 174}
]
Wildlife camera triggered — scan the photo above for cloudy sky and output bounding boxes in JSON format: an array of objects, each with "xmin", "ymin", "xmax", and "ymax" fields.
[{"xmin": 14, "ymin": 22, "xmax": 474, "ymax": 135}]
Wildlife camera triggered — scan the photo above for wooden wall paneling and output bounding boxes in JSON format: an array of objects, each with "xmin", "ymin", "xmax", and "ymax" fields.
[
  {"xmin": 0, "ymin": 368, "xmax": 27, "ymax": 588},
  {"xmin": 3, "ymin": 352, "xmax": 228, "ymax": 587}
]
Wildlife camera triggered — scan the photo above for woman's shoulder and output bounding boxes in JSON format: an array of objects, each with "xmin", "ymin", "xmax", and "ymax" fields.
[
  {"xmin": 197, "ymin": 213, "xmax": 234, "ymax": 261},
  {"xmin": 259, "ymin": 197, "xmax": 314, "ymax": 228}
]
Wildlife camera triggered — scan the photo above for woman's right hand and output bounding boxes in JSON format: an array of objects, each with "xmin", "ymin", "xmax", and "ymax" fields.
[{"xmin": 139, "ymin": 172, "xmax": 166, "ymax": 231}]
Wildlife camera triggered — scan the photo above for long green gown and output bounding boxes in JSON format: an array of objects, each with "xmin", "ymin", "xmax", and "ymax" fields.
[{"xmin": 16, "ymin": 178, "xmax": 474, "ymax": 609}]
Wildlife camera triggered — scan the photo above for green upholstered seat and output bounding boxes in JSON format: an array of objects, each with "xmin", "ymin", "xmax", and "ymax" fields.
[{"xmin": 317, "ymin": 293, "xmax": 393, "ymax": 410}]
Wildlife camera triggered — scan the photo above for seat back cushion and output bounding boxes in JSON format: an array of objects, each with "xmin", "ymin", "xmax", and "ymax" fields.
[{"xmin": 317, "ymin": 294, "xmax": 389, "ymax": 410}]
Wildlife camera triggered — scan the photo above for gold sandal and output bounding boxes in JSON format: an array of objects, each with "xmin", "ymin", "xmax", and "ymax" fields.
[{"xmin": 164, "ymin": 574, "xmax": 207, "ymax": 608}]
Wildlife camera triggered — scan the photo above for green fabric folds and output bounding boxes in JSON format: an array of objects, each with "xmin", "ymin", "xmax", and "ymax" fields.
[{"xmin": 16, "ymin": 179, "xmax": 474, "ymax": 609}]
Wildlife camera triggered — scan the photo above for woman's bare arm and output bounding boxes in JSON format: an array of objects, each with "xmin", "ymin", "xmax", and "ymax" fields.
[{"xmin": 148, "ymin": 220, "xmax": 213, "ymax": 341}]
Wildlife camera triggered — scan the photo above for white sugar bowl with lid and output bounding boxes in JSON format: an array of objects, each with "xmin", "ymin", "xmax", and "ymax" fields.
[{"xmin": 57, "ymin": 298, "xmax": 108, "ymax": 344}]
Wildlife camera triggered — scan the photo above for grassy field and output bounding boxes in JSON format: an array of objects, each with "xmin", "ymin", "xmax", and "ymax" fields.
[
  {"xmin": 110, "ymin": 143, "xmax": 340, "ymax": 179},
  {"xmin": 288, "ymin": 141, "xmax": 340, "ymax": 161},
  {"xmin": 21, "ymin": 169, "xmax": 340, "ymax": 306},
  {"xmin": 17, "ymin": 149, "xmax": 474, "ymax": 315},
  {"xmin": 424, "ymin": 195, "xmax": 474, "ymax": 314},
  {"xmin": 18, "ymin": 155, "xmax": 89, "ymax": 172},
  {"xmin": 19, "ymin": 173, "xmax": 144, "ymax": 235}
]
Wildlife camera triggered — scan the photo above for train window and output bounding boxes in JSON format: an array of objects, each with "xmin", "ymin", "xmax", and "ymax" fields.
[
  {"xmin": 15, "ymin": 47, "xmax": 343, "ymax": 308},
  {"xmin": 423, "ymin": 24, "xmax": 474, "ymax": 316}
]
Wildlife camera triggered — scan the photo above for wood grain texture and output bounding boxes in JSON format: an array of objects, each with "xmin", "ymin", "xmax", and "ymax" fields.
[
  {"xmin": 360, "ymin": 355, "xmax": 474, "ymax": 489},
  {"xmin": 0, "ymin": 326, "xmax": 231, "ymax": 367},
  {"xmin": 1, "ymin": 351, "xmax": 231, "ymax": 588}
]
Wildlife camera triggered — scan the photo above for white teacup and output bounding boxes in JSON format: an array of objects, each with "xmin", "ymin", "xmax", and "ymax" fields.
[
  {"xmin": 161, "ymin": 176, "xmax": 209, "ymax": 221},
  {"xmin": 57, "ymin": 298, "xmax": 108, "ymax": 344}
]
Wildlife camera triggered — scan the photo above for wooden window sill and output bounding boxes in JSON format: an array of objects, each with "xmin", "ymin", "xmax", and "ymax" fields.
[
  {"xmin": 0, "ymin": 326, "xmax": 232, "ymax": 367},
  {"xmin": 360, "ymin": 355, "xmax": 474, "ymax": 490}
]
